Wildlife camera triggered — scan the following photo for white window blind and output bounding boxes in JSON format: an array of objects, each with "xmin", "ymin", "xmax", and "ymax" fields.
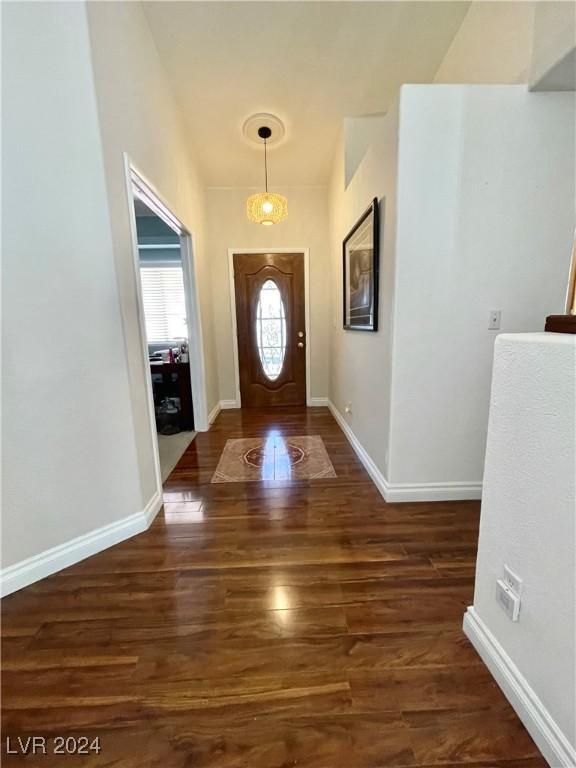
[{"xmin": 140, "ymin": 264, "xmax": 187, "ymax": 344}]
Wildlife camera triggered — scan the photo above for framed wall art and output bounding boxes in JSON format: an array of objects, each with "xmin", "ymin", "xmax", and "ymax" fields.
[{"xmin": 343, "ymin": 197, "xmax": 379, "ymax": 331}]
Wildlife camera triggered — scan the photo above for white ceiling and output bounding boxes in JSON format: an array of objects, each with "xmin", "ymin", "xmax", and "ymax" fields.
[{"xmin": 143, "ymin": 1, "xmax": 470, "ymax": 187}]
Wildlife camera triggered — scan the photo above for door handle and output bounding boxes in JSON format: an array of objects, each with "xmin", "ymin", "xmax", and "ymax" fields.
[{"xmin": 297, "ymin": 342, "xmax": 304, "ymax": 348}]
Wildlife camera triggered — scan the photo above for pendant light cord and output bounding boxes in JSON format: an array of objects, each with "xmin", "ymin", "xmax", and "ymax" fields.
[{"xmin": 264, "ymin": 138, "xmax": 268, "ymax": 193}]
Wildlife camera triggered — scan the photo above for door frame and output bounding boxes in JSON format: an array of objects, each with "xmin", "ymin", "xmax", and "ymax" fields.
[
  {"xmin": 123, "ymin": 155, "xmax": 210, "ymax": 494},
  {"xmin": 227, "ymin": 248, "xmax": 311, "ymax": 407}
]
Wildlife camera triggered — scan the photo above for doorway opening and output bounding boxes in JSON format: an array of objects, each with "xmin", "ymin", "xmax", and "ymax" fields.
[
  {"xmin": 229, "ymin": 250, "xmax": 310, "ymax": 407},
  {"xmin": 135, "ymin": 199, "xmax": 195, "ymax": 480},
  {"xmin": 125, "ymin": 159, "xmax": 209, "ymax": 486}
]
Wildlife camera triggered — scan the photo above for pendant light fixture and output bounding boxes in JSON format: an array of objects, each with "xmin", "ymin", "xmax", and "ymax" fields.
[{"xmin": 246, "ymin": 126, "xmax": 288, "ymax": 226}]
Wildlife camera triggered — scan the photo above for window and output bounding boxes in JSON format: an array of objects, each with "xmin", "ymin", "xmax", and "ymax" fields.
[
  {"xmin": 140, "ymin": 264, "xmax": 187, "ymax": 344},
  {"xmin": 256, "ymin": 279, "xmax": 286, "ymax": 381}
]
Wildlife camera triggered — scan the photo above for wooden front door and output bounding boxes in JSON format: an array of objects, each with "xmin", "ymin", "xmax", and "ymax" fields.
[{"xmin": 233, "ymin": 252, "xmax": 306, "ymax": 407}]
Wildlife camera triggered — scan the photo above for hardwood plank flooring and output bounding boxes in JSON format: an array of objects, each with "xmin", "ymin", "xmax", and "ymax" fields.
[{"xmin": 1, "ymin": 407, "xmax": 545, "ymax": 767}]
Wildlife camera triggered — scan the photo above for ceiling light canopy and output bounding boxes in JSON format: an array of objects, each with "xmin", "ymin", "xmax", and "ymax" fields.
[
  {"xmin": 246, "ymin": 126, "xmax": 287, "ymax": 226},
  {"xmin": 242, "ymin": 113, "xmax": 285, "ymax": 147}
]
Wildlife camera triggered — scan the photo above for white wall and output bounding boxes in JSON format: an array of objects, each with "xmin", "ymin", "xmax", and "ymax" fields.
[
  {"xmin": 390, "ymin": 85, "xmax": 575, "ymax": 489},
  {"xmin": 434, "ymin": 2, "xmax": 536, "ymax": 84},
  {"xmin": 205, "ymin": 186, "xmax": 330, "ymax": 403},
  {"xmin": 2, "ymin": 1, "xmax": 220, "ymax": 591},
  {"xmin": 328, "ymin": 85, "xmax": 575, "ymax": 499},
  {"xmin": 2, "ymin": 3, "xmax": 141, "ymax": 567},
  {"xmin": 530, "ymin": 1, "xmax": 576, "ymax": 89},
  {"xmin": 328, "ymin": 103, "xmax": 400, "ymax": 480},
  {"xmin": 434, "ymin": 1, "xmax": 576, "ymax": 92},
  {"xmin": 86, "ymin": 1, "xmax": 219, "ymax": 501},
  {"xmin": 465, "ymin": 333, "xmax": 576, "ymax": 766},
  {"xmin": 343, "ymin": 114, "xmax": 387, "ymax": 188}
]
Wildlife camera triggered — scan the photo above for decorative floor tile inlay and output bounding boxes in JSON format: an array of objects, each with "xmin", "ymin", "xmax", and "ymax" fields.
[{"xmin": 211, "ymin": 435, "xmax": 337, "ymax": 483}]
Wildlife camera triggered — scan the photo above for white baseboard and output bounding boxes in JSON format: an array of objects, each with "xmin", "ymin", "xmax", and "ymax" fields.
[
  {"xmin": 328, "ymin": 399, "xmax": 391, "ymax": 499},
  {"xmin": 0, "ymin": 491, "xmax": 162, "ymax": 598},
  {"xmin": 217, "ymin": 398, "xmax": 327, "ymax": 410},
  {"xmin": 220, "ymin": 399, "xmax": 240, "ymax": 410},
  {"xmin": 464, "ymin": 607, "xmax": 575, "ymax": 768},
  {"xmin": 308, "ymin": 397, "xmax": 329, "ymax": 406},
  {"xmin": 385, "ymin": 481, "xmax": 482, "ymax": 502},
  {"xmin": 327, "ymin": 399, "xmax": 482, "ymax": 503},
  {"xmin": 208, "ymin": 401, "xmax": 221, "ymax": 424},
  {"xmin": 208, "ymin": 400, "xmax": 239, "ymax": 425}
]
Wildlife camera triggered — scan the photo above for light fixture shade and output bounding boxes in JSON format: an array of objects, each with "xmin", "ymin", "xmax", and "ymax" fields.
[{"xmin": 246, "ymin": 192, "xmax": 288, "ymax": 225}]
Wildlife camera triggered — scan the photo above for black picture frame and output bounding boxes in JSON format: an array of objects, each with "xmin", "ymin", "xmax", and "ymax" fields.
[{"xmin": 342, "ymin": 197, "xmax": 379, "ymax": 331}]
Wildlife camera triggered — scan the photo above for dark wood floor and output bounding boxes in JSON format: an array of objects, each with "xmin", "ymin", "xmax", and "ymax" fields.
[{"xmin": 1, "ymin": 408, "xmax": 545, "ymax": 767}]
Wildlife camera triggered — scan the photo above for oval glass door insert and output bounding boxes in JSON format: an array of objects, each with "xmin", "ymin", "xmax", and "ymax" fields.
[{"xmin": 256, "ymin": 279, "xmax": 286, "ymax": 381}]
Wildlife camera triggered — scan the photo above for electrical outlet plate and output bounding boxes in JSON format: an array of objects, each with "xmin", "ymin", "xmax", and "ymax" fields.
[
  {"xmin": 496, "ymin": 579, "xmax": 520, "ymax": 621},
  {"xmin": 488, "ymin": 309, "xmax": 501, "ymax": 330},
  {"xmin": 503, "ymin": 564, "xmax": 522, "ymax": 596}
]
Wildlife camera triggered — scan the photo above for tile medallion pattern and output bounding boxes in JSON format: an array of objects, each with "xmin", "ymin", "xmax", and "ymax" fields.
[{"xmin": 211, "ymin": 435, "xmax": 337, "ymax": 483}]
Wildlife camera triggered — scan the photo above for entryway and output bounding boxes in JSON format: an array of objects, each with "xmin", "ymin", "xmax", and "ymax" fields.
[{"xmin": 232, "ymin": 251, "xmax": 307, "ymax": 407}]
